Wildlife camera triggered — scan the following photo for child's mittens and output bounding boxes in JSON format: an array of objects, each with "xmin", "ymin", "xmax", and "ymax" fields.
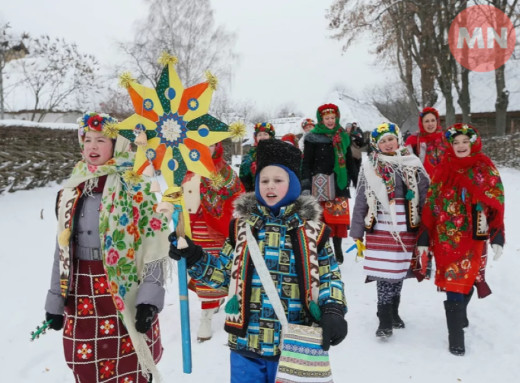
[
  {"xmin": 45, "ymin": 312, "xmax": 64, "ymax": 331},
  {"xmin": 319, "ymin": 303, "xmax": 348, "ymax": 351},
  {"xmin": 491, "ymin": 244, "xmax": 503, "ymax": 261},
  {"xmin": 135, "ymin": 304, "xmax": 158, "ymax": 333}
]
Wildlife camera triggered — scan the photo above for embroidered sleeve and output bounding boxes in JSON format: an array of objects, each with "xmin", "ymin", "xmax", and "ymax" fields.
[
  {"xmin": 317, "ymin": 241, "xmax": 347, "ymax": 312},
  {"xmin": 188, "ymin": 237, "xmax": 235, "ymax": 290}
]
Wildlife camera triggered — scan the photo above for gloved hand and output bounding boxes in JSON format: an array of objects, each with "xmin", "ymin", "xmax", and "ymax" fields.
[
  {"xmin": 492, "ymin": 244, "xmax": 503, "ymax": 261},
  {"xmin": 320, "ymin": 304, "xmax": 348, "ymax": 351},
  {"xmin": 135, "ymin": 304, "xmax": 158, "ymax": 333},
  {"xmin": 168, "ymin": 233, "xmax": 204, "ymax": 267},
  {"xmin": 45, "ymin": 312, "xmax": 64, "ymax": 331}
]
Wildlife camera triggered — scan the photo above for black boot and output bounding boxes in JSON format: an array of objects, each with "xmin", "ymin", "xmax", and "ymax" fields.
[
  {"xmin": 462, "ymin": 287, "xmax": 474, "ymax": 328},
  {"xmin": 391, "ymin": 296, "xmax": 405, "ymax": 329},
  {"xmin": 444, "ymin": 300, "xmax": 465, "ymax": 356},
  {"xmin": 376, "ymin": 304, "xmax": 393, "ymax": 338},
  {"xmin": 332, "ymin": 237, "xmax": 344, "ymax": 265}
]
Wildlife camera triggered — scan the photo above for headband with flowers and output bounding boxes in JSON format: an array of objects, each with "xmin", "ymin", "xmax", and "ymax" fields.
[
  {"xmin": 301, "ymin": 118, "xmax": 315, "ymax": 130},
  {"xmin": 445, "ymin": 123, "xmax": 478, "ymax": 144},
  {"xmin": 370, "ymin": 122, "xmax": 402, "ymax": 149},
  {"xmin": 77, "ymin": 112, "xmax": 119, "ymax": 145},
  {"xmin": 254, "ymin": 122, "xmax": 276, "ymax": 137}
]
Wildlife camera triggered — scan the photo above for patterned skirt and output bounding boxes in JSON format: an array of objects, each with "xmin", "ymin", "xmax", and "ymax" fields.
[
  {"xmin": 321, "ymin": 197, "xmax": 350, "ymax": 238},
  {"xmin": 63, "ymin": 259, "xmax": 162, "ymax": 383},
  {"xmin": 364, "ymin": 199, "xmax": 416, "ymax": 280}
]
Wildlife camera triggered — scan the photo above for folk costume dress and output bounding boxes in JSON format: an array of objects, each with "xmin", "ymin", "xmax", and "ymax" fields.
[
  {"xmin": 184, "ymin": 143, "xmax": 245, "ymax": 310},
  {"xmin": 302, "ymin": 105, "xmax": 359, "ymax": 238},
  {"xmin": 45, "ymin": 136, "xmax": 170, "ymax": 383},
  {"xmin": 422, "ymin": 124, "xmax": 505, "ymax": 298},
  {"xmin": 350, "ymin": 124, "xmax": 429, "ymax": 284},
  {"xmin": 405, "ymin": 107, "xmax": 448, "ymax": 177}
]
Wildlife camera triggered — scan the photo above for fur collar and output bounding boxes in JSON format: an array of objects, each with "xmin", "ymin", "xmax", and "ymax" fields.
[
  {"xmin": 304, "ymin": 132, "xmax": 332, "ymax": 144},
  {"xmin": 233, "ymin": 192, "xmax": 322, "ymax": 222}
]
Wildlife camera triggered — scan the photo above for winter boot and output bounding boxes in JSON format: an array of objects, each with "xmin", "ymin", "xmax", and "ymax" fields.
[
  {"xmin": 462, "ymin": 287, "xmax": 474, "ymax": 328},
  {"xmin": 197, "ymin": 308, "xmax": 215, "ymax": 342},
  {"xmin": 332, "ymin": 237, "xmax": 344, "ymax": 265},
  {"xmin": 376, "ymin": 304, "xmax": 393, "ymax": 338},
  {"xmin": 391, "ymin": 296, "xmax": 405, "ymax": 329},
  {"xmin": 444, "ymin": 300, "xmax": 465, "ymax": 356}
]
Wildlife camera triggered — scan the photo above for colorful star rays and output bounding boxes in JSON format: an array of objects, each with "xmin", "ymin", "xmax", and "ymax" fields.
[{"xmin": 117, "ymin": 53, "xmax": 241, "ymax": 196}]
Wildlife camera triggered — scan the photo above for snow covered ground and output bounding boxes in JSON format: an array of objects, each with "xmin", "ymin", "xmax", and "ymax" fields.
[{"xmin": 1, "ymin": 167, "xmax": 519, "ymax": 382}]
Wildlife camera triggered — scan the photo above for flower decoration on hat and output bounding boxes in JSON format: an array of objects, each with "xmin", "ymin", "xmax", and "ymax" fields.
[
  {"xmin": 370, "ymin": 122, "xmax": 402, "ymax": 150},
  {"xmin": 445, "ymin": 123, "xmax": 478, "ymax": 144},
  {"xmin": 115, "ymin": 52, "xmax": 244, "ymax": 199},
  {"xmin": 254, "ymin": 122, "xmax": 275, "ymax": 137},
  {"xmin": 77, "ymin": 112, "xmax": 119, "ymax": 146},
  {"xmin": 301, "ymin": 118, "xmax": 315, "ymax": 130}
]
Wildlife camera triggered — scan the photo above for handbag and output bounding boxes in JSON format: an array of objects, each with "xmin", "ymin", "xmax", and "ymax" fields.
[
  {"xmin": 312, "ymin": 173, "xmax": 336, "ymax": 202},
  {"xmin": 245, "ymin": 226, "xmax": 333, "ymax": 383}
]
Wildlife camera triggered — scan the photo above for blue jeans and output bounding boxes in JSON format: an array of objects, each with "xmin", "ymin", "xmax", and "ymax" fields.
[{"xmin": 230, "ymin": 351, "xmax": 278, "ymax": 383}]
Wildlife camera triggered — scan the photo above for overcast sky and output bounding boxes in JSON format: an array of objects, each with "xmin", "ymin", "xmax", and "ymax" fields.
[{"xmin": 1, "ymin": 0, "xmax": 391, "ymax": 118}]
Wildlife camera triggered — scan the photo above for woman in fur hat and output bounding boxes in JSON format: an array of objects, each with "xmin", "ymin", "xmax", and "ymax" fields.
[
  {"xmin": 350, "ymin": 123, "xmax": 429, "ymax": 338},
  {"xmin": 301, "ymin": 103, "xmax": 359, "ymax": 264},
  {"xmin": 239, "ymin": 122, "xmax": 275, "ymax": 192},
  {"xmin": 420, "ymin": 123, "xmax": 505, "ymax": 356},
  {"xmin": 44, "ymin": 112, "xmax": 170, "ymax": 382},
  {"xmin": 170, "ymin": 139, "xmax": 347, "ymax": 383},
  {"xmin": 405, "ymin": 107, "xmax": 448, "ymax": 177},
  {"xmin": 182, "ymin": 142, "xmax": 245, "ymax": 342}
]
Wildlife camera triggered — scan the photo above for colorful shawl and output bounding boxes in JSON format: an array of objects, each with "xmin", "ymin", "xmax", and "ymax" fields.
[
  {"xmin": 56, "ymin": 136, "xmax": 170, "ymax": 379},
  {"xmin": 422, "ymin": 126, "xmax": 505, "ymax": 267}
]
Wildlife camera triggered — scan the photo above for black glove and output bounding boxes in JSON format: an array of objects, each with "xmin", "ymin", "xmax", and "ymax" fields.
[
  {"xmin": 320, "ymin": 304, "xmax": 348, "ymax": 351},
  {"xmin": 46, "ymin": 312, "xmax": 64, "ymax": 331},
  {"xmin": 135, "ymin": 304, "xmax": 158, "ymax": 333},
  {"xmin": 168, "ymin": 233, "xmax": 204, "ymax": 267}
]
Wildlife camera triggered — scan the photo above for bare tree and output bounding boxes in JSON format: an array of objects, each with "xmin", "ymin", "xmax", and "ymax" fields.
[
  {"xmin": 0, "ymin": 23, "xmax": 29, "ymax": 119},
  {"xmin": 10, "ymin": 35, "xmax": 99, "ymax": 121},
  {"xmin": 119, "ymin": 0, "xmax": 237, "ymax": 90}
]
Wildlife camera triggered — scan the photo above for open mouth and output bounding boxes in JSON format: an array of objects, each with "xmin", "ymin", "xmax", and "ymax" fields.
[
  {"xmin": 266, "ymin": 193, "xmax": 277, "ymax": 200},
  {"xmin": 89, "ymin": 153, "xmax": 100, "ymax": 159}
]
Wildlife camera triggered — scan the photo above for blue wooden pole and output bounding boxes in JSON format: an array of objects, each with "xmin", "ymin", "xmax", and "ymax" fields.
[{"xmin": 177, "ymin": 256, "xmax": 192, "ymax": 374}]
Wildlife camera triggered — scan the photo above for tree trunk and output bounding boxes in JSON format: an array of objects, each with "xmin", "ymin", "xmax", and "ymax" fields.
[
  {"xmin": 0, "ymin": 64, "xmax": 4, "ymax": 120},
  {"xmin": 445, "ymin": 92, "xmax": 456, "ymax": 127},
  {"xmin": 458, "ymin": 68, "xmax": 471, "ymax": 123},
  {"xmin": 495, "ymin": 64, "xmax": 508, "ymax": 136}
]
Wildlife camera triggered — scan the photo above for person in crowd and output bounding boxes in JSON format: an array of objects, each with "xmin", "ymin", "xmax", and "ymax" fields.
[
  {"xmin": 405, "ymin": 107, "xmax": 447, "ymax": 177},
  {"xmin": 299, "ymin": 118, "xmax": 315, "ymax": 152},
  {"xmin": 301, "ymin": 103, "xmax": 359, "ymax": 264},
  {"xmin": 239, "ymin": 122, "xmax": 275, "ymax": 192},
  {"xmin": 420, "ymin": 123, "xmax": 505, "ymax": 356},
  {"xmin": 44, "ymin": 112, "xmax": 170, "ymax": 382},
  {"xmin": 169, "ymin": 139, "xmax": 347, "ymax": 383},
  {"xmin": 182, "ymin": 142, "xmax": 245, "ymax": 342},
  {"xmin": 350, "ymin": 122, "xmax": 429, "ymax": 338},
  {"xmin": 349, "ymin": 122, "xmax": 366, "ymax": 173}
]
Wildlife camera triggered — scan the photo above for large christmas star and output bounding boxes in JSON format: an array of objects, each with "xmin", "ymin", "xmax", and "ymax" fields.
[{"xmin": 117, "ymin": 52, "xmax": 243, "ymax": 194}]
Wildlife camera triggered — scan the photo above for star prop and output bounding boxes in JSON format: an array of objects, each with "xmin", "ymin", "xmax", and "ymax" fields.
[{"xmin": 116, "ymin": 52, "xmax": 244, "ymax": 196}]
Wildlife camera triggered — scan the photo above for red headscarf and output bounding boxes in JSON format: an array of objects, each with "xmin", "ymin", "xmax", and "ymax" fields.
[
  {"xmin": 405, "ymin": 107, "xmax": 447, "ymax": 176},
  {"xmin": 422, "ymin": 124, "xmax": 505, "ymax": 266}
]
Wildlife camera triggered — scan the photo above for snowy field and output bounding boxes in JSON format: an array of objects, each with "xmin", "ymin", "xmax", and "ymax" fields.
[{"xmin": 1, "ymin": 167, "xmax": 519, "ymax": 382}]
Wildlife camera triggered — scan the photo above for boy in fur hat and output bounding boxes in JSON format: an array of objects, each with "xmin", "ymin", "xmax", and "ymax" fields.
[
  {"xmin": 350, "ymin": 123, "xmax": 429, "ymax": 339},
  {"xmin": 239, "ymin": 122, "xmax": 275, "ymax": 192},
  {"xmin": 170, "ymin": 139, "xmax": 347, "ymax": 383},
  {"xmin": 44, "ymin": 112, "xmax": 170, "ymax": 382}
]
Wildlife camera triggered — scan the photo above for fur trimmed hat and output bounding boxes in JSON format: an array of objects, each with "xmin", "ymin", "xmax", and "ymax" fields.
[
  {"xmin": 254, "ymin": 122, "xmax": 275, "ymax": 137},
  {"xmin": 256, "ymin": 139, "xmax": 301, "ymax": 178},
  {"xmin": 77, "ymin": 112, "xmax": 119, "ymax": 146}
]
